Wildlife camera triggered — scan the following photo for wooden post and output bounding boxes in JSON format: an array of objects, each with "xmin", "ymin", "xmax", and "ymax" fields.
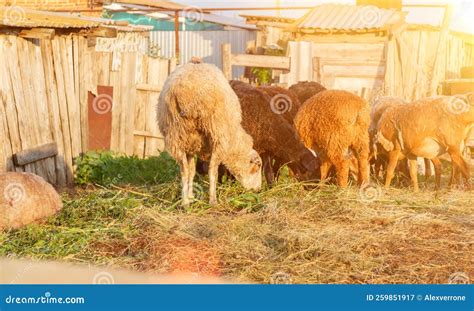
[
  {"xmin": 174, "ymin": 10, "xmax": 180, "ymax": 60},
  {"xmin": 222, "ymin": 43, "xmax": 232, "ymax": 80}
]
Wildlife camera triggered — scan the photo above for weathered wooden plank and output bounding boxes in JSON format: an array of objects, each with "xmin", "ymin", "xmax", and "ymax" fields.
[
  {"xmin": 0, "ymin": 90, "xmax": 12, "ymax": 171},
  {"xmin": 78, "ymin": 36, "xmax": 92, "ymax": 155},
  {"xmin": 133, "ymin": 55, "xmax": 148, "ymax": 158},
  {"xmin": 0, "ymin": 36, "xmax": 19, "ymax": 172},
  {"xmin": 13, "ymin": 142, "xmax": 58, "ymax": 166},
  {"xmin": 231, "ymin": 53, "xmax": 291, "ymax": 70},
  {"xmin": 136, "ymin": 83, "xmax": 161, "ymax": 92},
  {"xmin": 222, "ymin": 43, "xmax": 232, "ymax": 80},
  {"xmin": 119, "ymin": 52, "xmax": 137, "ymax": 156},
  {"xmin": 322, "ymin": 65, "xmax": 385, "ymax": 78},
  {"xmin": 134, "ymin": 130, "xmax": 163, "ymax": 140},
  {"xmin": 312, "ymin": 42, "xmax": 386, "ymax": 60},
  {"xmin": 88, "ymin": 27, "xmax": 118, "ymax": 38},
  {"xmin": 145, "ymin": 58, "xmax": 166, "ymax": 157},
  {"xmin": 14, "ymin": 37, "xmax": 41, "ymax": 175},
  {"xmin": 97, "ymin": 52, "xmax": 111, "ymax": 86},
  {"xmin": 40, "ymin": 39, "xmax": 67, "ymax": 186},
  {"xmin": 51, "ymin": 37, "xmax": 74, "ymax": 185},
  {"xmin": 19, "ymin": 28, "xmax": 55, "ymax": 40},
  {"xmin": 110, "ymin": 64, "xmax": 121, "ymax": 151},
  {"xmin": 28, "ymin": 38, "xmax": 57, "ymax": 184},
  {"xmin": 61, "ymin": 36, "xmax": 82, "ymax": 167}
]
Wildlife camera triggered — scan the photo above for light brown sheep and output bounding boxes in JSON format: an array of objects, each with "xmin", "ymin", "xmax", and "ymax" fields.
[
  {"xmin": 0, "ymin": 172, "xmax": 62, "ymax": 231},
  {"xmin": 294, "ymin": 90, "xmax": 370, "ymax": 187},
  {"xmin": 370, "ymin": 96, "xmax": 438, "ymax": 187},
  {"xmin": 157, "ymin": 62, "xmax": 262, "ymax": 205},
  {"xmin": 230, "ymin": 83, "xmax": 319, "ymax": 186},
  {"xmin": 376, "ymin": 93, "xmax": 474, "ymax": 191},
  {"xmin": 289, "ymin": 81, "xmax": 327, "ymax": 104}
]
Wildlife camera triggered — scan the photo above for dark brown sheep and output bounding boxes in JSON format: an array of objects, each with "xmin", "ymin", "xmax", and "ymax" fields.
[
  {"xmin": 231, "ymin": 83, "xmax": 319, "ymax": 186},
  {"xmin": 289, "ymin": 81, "xmax": 327, "ymax": 104},
  {"xmin": 258, "ymin": 85, "xmax": 302, "ymax": 123}
]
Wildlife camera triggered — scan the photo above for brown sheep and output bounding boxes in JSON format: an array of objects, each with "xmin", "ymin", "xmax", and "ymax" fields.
[
  {"xmin": 376, "ymin": 93, "xmax": 474, "ymax": 191},
  {"xmin": 370, "ymin": 96, "xmax": 438, "ymax": 187},
  {"xmin": 157, "ymin": 62, "xmax": 262, "ymax": 206},
  {"xmin": 230, "ymin": 83, "xmax": 319, "ymax": 186},
  {"xmin": 294, "ymin": 90, "xmax": 370, "ymax": 187},
  {"xmin": 289, "ymin": 81, "xmax": 327, "ymax": 104}
]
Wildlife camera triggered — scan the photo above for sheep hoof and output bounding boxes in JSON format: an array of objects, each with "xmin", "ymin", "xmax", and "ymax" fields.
[{"xmin": 209, "ymin": 198, "xmax": 218, "ymax": 206}]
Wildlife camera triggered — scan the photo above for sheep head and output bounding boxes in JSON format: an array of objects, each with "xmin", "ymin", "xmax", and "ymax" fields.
[{"xmin": 228, "ymin": 149, "xmax": 262, "ymax": 191}]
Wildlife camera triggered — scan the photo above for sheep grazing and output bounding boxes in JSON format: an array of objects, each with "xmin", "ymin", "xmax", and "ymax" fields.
[
  {"xmin": 257, "ymin": 85, "xmax": 302, "ymax": 123},
  {"xmin": 230, "ymin": 82, "xmax": 319, "ymax": 186},
  {"xmin": 157, "ymin": 62, "xmax": 262, "ymax": 206},
  {"xmin": 294, "ymin": 90, "xmax": 370, "ymax": 187},
  {"xmin": 289, "ymin": 81, "xmax": 327, "ymax": 104},
  {"xmin": 370, "ymin": 96, "xmax": 436, "ymax": 186},
  {"xmin": 376, "ymin": 93, "xmax": 474, "ymax": 191}
]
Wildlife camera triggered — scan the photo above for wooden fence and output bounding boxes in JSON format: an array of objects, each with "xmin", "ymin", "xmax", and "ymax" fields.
[
  {"xmin": 0, "ymin": 33, "xmax": 174, "ymax": 187},
  {"xmin": 221, "ymin": 43, "xmax": 290, "ymax": 80}
]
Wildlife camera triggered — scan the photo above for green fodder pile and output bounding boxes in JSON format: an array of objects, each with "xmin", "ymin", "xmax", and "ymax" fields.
[{"xmin": 0, "ymin": 152, "xmax": 472, "ymax": 284}]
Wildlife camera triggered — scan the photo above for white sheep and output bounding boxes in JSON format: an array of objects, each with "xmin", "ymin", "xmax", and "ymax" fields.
[{"xmin": 157, "ymin": 61, "xmax": 262, "ymax": 205}]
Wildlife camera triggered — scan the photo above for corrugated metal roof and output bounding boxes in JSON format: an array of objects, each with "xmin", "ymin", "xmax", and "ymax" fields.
[
  {"xmin": 0, "ymin": 7, "xmax": 117, "ymax": 28},
  {"xmin": 151, "ymin": 30, "xmax": 256, "ymax": 78},
  {"xmin": 241, "ymin": 14, "xmax": 296, "ymax": 24},
  {"xmin": 296, "ymin": 4, "xmax": 404, "ymax": 31}
]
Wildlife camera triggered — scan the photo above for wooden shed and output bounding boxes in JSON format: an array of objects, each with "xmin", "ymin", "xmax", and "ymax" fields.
[
  {"xmin": 242, "ymin": 3, "xmax": 474, "ymax": 102},
  {"xmin": 0, "ymin": 7, "xmax": 175, "ymax": 187}
]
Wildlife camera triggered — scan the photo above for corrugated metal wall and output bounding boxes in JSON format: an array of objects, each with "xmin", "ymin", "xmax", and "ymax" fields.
[{"xmin": 151, "ymin": 30, "xmax": 256, "ymax": 78}]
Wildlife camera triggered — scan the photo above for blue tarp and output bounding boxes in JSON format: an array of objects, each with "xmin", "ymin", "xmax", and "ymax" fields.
[{"xmin": 108, "ymin": 12, "xmax": 224, "ymax": 31}]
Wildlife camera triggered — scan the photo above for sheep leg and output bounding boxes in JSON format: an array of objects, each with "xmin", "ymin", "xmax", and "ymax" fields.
[
  {"xmin": 333, "ymin": 157, "xmax": 350, "ymax": 188},
  {"xmin": 431, "ymin": 157, "xmax": 442, "ymax": 191},
  {"xmin": 424, "ymin": 158, "xmax": 432, "ymax": 180},
  {"xmin": 319, "ymin": 157, "xmax": 331, "ymax": 182},
  {"xmin": 187, "ymin": 155, "xmax": 196, "ymax": 200},
  {"xmin": 262, "ymin": 154, "xmax": 275, "ymax": 187},
  {"xmin": 384, "ymin": 150, "xmax": 400, "ymax": 188},
  {"xmin": 178, "ymin": 153, "xmax": 190, "ymax": 206},
  {"xmin": 448, "ymin": 149, "xmax": 470, "ymax": 189},
  {"xmin": 449, "ymin": 164, "xmax": 457, "ymax": 187},
  {"xmin": 353, "ymin": 146, "xmax": 370, "ymax": 186},
  {"xmin": 208, "ymin": 154, "xmax": 220, "ymax": 205},
  {"xmin": 408, "ymin": 157, "xmax": 420, "ymax": 192},
  {"xmin": 374, "ymin": 157, "xmax": 384, "ymax": 180},
  {"xmin": 272, "ymin": 158, "xmax": 283, "ymax": 181}
]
